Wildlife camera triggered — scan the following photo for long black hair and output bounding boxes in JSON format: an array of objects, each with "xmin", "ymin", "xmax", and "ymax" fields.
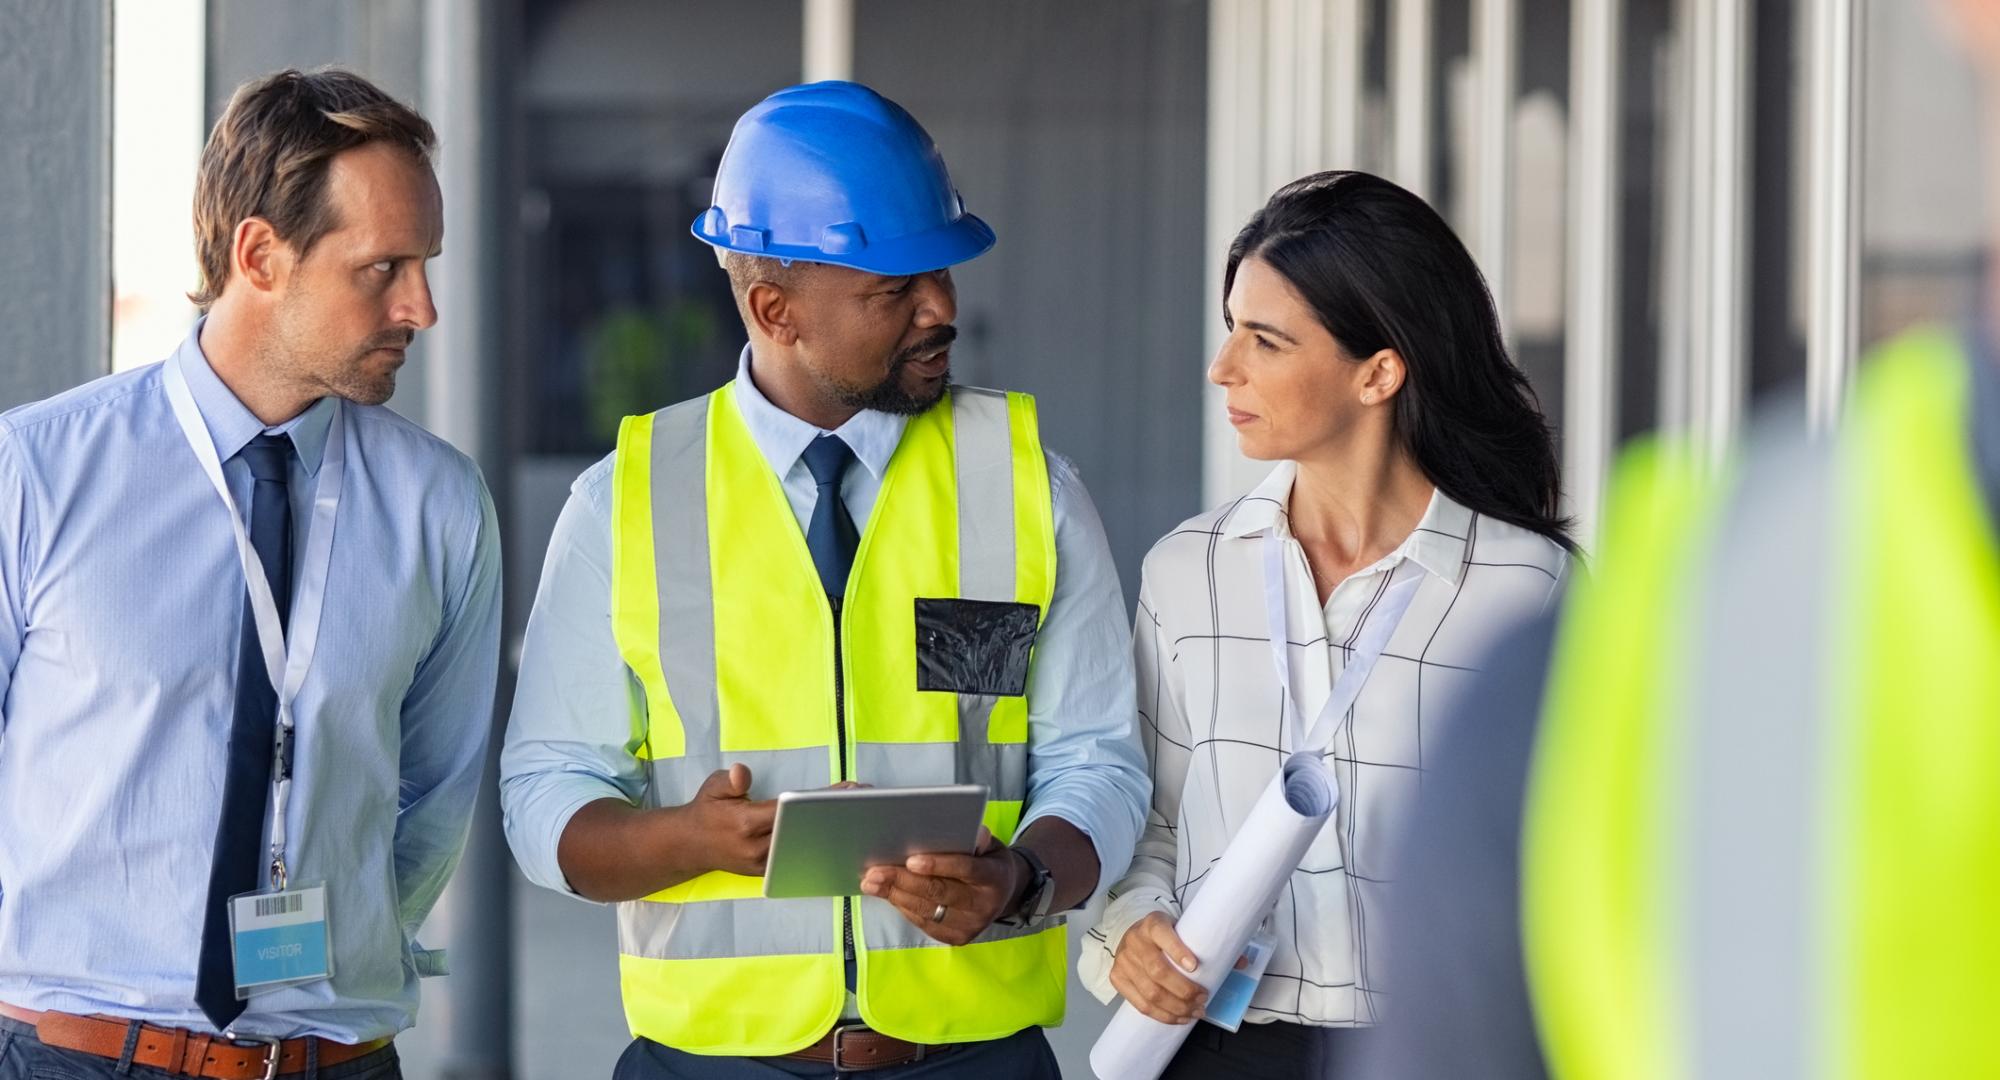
[{"xmin": 1225, "ymin": 170, "xmax": 1575, "ymax": 551}]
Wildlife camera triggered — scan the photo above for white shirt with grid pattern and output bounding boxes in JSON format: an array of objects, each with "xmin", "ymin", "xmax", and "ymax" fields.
[{"xmin": 1079, "ymin": 461, "xmax": 1569, "ymax": 1028}]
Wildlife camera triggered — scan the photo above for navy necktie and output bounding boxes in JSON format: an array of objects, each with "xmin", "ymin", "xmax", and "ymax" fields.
[
  {"xmin": 805, "ymin": 434, "xmax": 864, "ymax": 992},
  {"xmin": 802, "ymin": 435, "xmax": 859, "ymax": 600},
  {"xmin": 195, "ymin": 433, "xmax": 294, "ymax": 1030}
]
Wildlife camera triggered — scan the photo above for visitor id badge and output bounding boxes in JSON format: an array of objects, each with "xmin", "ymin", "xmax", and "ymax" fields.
[
  {"xmin": 228, "ymin": 883, "xmax": 333, "ymax": 998},
  {"xmin": 1202, "ymin": 926, "xmax": 1279, "ymax": 1032}
]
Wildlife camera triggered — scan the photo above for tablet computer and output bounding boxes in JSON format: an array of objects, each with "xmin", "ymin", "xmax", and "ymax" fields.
[{"xmin": 761, "ymin": 784, "xmax": 988, "ymax": 899}]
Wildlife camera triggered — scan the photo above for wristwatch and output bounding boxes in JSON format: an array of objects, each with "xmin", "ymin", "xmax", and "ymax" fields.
[{"xmin": 997, "ymin": 845, "xmax": 1056, "ymax": 928}]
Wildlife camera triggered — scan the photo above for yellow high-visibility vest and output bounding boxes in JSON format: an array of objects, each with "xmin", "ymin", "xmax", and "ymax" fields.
[
  {"xmin": 1524, "ymin": 329, "xmax": 2000, "ymax": 1077},
  {"xmin": 607, "ymin": 382, "xmax": 1066, "ymax": 1055}
]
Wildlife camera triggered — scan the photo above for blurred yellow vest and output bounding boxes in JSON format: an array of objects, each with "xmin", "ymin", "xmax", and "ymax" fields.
[{"xmin": 1524, "ymin": 329, "xmax": 2000, "ymax": 1078}]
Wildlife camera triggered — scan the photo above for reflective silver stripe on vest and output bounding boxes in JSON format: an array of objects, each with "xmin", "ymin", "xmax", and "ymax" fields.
[
  {"xmin": 620, "ymin": 894, "xmax": 839, "ymax": 960},
  {"xmin": 645, "ymin": 395, "xmax": 718, "ymax": 794},
  {"xmin": 648, "ymin": 747, "xmax": 831, "ymax": 806},
  {"xmin": 637, "ymin": 398, "xmax": 835, "ymax": 805},
  {"xmin": 1684, "ymin": 400, "xmax": 1835, "ymax": 1080},
  {"xmin": 952, "ymin": 387, "xmax": 1016, "ymax": 602},
  {"xmin": 621, "ymin": 887, "xmax": 1058, "ymax": 960},
  {"xmin": 620, "ymin": 394, "xmax": 807, "ymax": 965},
  {"xmin": 861, "ymin": 893, "xmax": 1062, "ymax": 952},
  {"xmin": 852, "ymin": 742, "xmax": 1027, "ymax": 809},
  {"xmin": 946, "ymin": 388, "xmax": 1031, "ymax": 806}
]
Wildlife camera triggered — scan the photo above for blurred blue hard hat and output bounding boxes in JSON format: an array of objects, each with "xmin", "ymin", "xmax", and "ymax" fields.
[{"xmin": 693, "ymin": 81, "xmax": 995, "ymax": 276}]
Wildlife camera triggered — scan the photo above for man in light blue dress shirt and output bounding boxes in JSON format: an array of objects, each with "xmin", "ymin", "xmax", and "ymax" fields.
[
  {"xmin": 500, "ymin": 82, "xmax": 1149, "ymax": 1077},
  {"xmin": 0, "ymin": 71, "xmax": 499, "ymax": 1079}
]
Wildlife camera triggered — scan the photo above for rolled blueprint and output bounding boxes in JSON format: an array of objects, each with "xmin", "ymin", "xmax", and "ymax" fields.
[{"xmin": 1089, "ymin": 752, "xmax": 1338, "ymax": 1080}]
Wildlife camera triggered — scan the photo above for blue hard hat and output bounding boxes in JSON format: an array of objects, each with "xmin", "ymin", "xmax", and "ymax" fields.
[{"xmin": 693, "ymin": 81, "xmax": 995, "ymax": 276}]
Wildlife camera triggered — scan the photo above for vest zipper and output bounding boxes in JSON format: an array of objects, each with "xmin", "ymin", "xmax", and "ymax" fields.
[
  {"xmin": 831, "ymin": 596, "xmax": 849, "ymax": 783},
  {"xmin": 831, "ymin": 596, "xmax": 856, "ymax": 972}
]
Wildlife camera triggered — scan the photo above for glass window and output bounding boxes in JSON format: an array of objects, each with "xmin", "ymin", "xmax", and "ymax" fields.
[
  {"xmin": 515, "ymin": 0, "xmax": 803, "ymax": 456},
  {"xmin": 852, "ymin": 0, "xmax": 1209, "ymax": 597}
]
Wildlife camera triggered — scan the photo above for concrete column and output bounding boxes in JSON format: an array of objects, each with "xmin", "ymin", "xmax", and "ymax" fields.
[
  {"xmin": 1326, "ymin": 0, "xmax": 1365, "ymax": 168},
  {"xmin": 1471, "ymin": 0, "xmax": 1517, "ymax": 328},
  {"xmin": 423, "ymin": 1, "xmax": 517, "ymax": 1076},
  {"xmin": 1390, "ymin": 0, "xmax": 1435, "ymax": 201},
  {"xmin": 803, "ymin": 0, "xmax": 854, "ymax": 82},
  {"xmin": 1684, "ymin": 0, "xmax": 1753, "ymax": 464},
  {"xmin": 1805, "ymin": 0, "xmax": 1862, "ymax": 434},
  {"xmin": 0, "ymin": 0, "xmax": 111, "ymax": 405},
  {"xmin": 1202, "ymin": 0, "xmax": 1272, "ymax": 506},
  {"xmin": 1564, "ymin": 0, "xmax": 1624, "ymax": 546}
]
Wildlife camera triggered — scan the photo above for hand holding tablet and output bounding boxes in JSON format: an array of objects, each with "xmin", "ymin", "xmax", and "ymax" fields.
[{"xmin": 760, "ymin": 783, "xmax": 988, "ymax": 899}]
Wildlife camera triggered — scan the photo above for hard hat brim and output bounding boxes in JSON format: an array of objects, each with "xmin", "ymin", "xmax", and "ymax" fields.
[{"xmin": 692, "ymin": 213, "xmax": 996, "ymax": 277}]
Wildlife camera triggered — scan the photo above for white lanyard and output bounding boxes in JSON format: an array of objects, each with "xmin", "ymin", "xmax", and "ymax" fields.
[
  {"xmin": 163, "ymin": 352, "xmax": 345, "ymax": 890},
  {"xmin": 1261, "ymin": 529, "xmax": 1422, "ymax": 754}
]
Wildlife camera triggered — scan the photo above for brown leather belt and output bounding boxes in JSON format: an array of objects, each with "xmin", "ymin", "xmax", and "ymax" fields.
[
  {"xmin": 0, "ymin": 1003, "xmax": 391, "ymax": 1080},
  {"xmin": 781, "ymin": 1023, "xmax": 954, "ymax": 1071}
]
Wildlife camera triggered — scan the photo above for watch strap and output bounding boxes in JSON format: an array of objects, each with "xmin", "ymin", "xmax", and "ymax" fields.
[{"xmin": 1002, "ymin": 845, "xmax": 1055, "ymax": 926}]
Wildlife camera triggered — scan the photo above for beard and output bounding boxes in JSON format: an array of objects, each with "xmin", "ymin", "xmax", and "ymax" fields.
[
  {"xmin": 327, "ymin": 330, "xmax": 414, "ymax": 406},
  {"xmin": 833, "ymin": 326, "xmax": 958, "ymax": 416},
  {"xmin": 269, "ymin": 290, "xmax": 414, "ymax": 407}
]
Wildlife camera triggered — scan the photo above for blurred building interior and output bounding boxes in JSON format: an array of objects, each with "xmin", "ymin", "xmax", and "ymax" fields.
[{"xmin": 0, "ymin": 0, "xmax": 1981, "ymax": 1076}]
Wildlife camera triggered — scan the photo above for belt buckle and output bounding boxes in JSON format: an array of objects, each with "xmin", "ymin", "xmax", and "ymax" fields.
[
  {"xmin": 830, "ymin": 1022, "xmax": 898, "ymax": 1072},
  {"xmin": 240, "ymin": 1034, "xmax": 283, "ymax": 1080}
]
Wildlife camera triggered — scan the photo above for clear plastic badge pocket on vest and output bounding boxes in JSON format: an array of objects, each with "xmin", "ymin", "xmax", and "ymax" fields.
[{"xmin": 913, "ymin": 598, "xmax": 1041, "ymax": 696}]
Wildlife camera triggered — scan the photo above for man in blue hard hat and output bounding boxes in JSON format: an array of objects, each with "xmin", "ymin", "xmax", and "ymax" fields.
[{"xmin": 501, "ymin": 82, "xmax": 1149, "ymax": 1077}]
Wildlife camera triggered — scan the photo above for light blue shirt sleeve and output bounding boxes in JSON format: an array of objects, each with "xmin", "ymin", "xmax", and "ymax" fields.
[
  {"xmin": 0, "ymin": 430, "xmax": 30, "ymax": 726},
  {"xmin": 1016, "ymin": 453, "xmax": 1150, "ymax": 903},
  {"xmin": 392, "ymin": 472, "xmax": 505, "ymax": 936},
  {"xmin": 500, "ymin": 458, "xmax": 643, "ymax": 898}
]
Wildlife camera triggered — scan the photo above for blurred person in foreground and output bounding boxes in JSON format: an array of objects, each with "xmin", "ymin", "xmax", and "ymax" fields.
[
  {"xmin": 1079, "ymin": 171, "xmax": 1574, "ymax": 1078},
  {"xmin": 1360, "ymin": 2, "xmax": 2000, "ymax": 1077},
  {"xmin": 0, "ymin": 70, "xmax": 500, "ymax": 1080}
]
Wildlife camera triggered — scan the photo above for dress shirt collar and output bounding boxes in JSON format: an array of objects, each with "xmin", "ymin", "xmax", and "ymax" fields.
[
  {"xmin": 174, "ymin": 319, "xmax": 336, "ymax": 475},
  {"xmin": 732, "ymin": 344, "xmax": 909, "ymax": 481},
  {"xmin": 1224, "ymin": 460, "xmax": 1472, "ymax": 587}
]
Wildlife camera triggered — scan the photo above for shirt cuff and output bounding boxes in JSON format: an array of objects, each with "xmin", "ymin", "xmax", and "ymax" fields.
[
  {"xmin": 411, "ymin": 945, "xmax": 450, "ymax": 978},
  {"xmin": 502, "ymin": 774, "xmax": 630, "ymax": 902},
  {"xmin": 1016, "ymin": 794, "xmax": 1138, "ymax": 906},
  {"xmin": 1076, "ymin": 885, "xmax": 1181, "ymax": 1004}
]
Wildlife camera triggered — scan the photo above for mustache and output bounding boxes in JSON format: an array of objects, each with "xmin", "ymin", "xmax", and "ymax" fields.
[
  {"xmin": 891, "ymin": 326, "xmax": 958, "ymax": 367},
  {"xmin": 364, "ymin": 330, "xmax": 416, "ymax": 353}
]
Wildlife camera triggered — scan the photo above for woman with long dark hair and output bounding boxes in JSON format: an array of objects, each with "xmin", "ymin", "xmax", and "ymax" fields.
[{"xmin": 1081, "ymin": 171, "xmax": 1574, "ymax": 1077}]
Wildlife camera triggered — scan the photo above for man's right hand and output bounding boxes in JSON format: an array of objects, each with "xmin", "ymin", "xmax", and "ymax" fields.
[
  {"xmin": 676, "ymin": 763, "xmax": 776, "ymax": 877},
  {"xmin": 554, "ymin": 763, "xmax": 776, "ymax": 901},
  {"xmin": 1109, "ymin": 911, "xmax": 1207, "ymax": 1025}
]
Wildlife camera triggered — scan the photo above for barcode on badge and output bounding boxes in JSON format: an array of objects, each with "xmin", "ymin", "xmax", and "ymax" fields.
[{"xmin": 255, "ymin": 893, "xmax": 306, "ymax": 918}]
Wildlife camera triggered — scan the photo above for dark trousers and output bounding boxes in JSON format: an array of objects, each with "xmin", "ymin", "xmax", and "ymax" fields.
[
  {"xmin": 0, "ymin": 1017, "xmax": 402, "ymax": 1080},
  {"xmin": 1160, "ymin": 1019, "xmax": 1371, "ymax": 1080},
  {"xmin": 613, "ymin": 1027, "xmax": 1060, "ymax": 1080}
]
